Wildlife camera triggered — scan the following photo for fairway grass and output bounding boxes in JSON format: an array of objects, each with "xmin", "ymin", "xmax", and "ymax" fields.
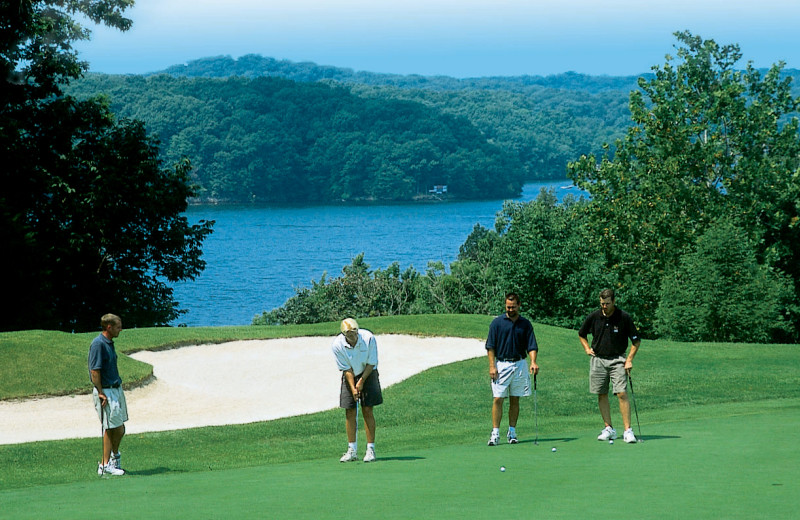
[
  {"xmin": 2, "ymin": 399, "xmax": 797, "ymax": 520},
  {"xmin": 2, "ymin": 316, "xmax": 799, "ymax": 518}
]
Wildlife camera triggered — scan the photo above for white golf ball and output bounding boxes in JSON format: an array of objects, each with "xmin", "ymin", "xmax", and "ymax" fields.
[
  {"xmin": 551, "ymin": 447, "xmax": 557, "ymax": 452},
  {"xmin": 609, "ymin": 440, "xmax": 614, "ymax": 445},
  {"xmin": 500, "ymin": 466, "xmax": 506, "ymax": 472}
]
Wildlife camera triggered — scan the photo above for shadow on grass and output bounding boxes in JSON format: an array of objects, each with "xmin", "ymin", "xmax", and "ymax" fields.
[
  {"xmin": 376, "ymin": 456, "xmax": 426, "ymax": 462},
  {"xmin": 635, "ymin": 435, "xmax": 680, "ymax": 442},
  {"xmin": 126, "ymin": 467, "xmax": 181, "ymax": 476},
  {"xmin": 517, "ymin": 437, "xmax": 578, "ymax": 445}
]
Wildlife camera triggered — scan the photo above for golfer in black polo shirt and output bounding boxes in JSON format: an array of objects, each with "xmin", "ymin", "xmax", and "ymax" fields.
[
  {"xmin": 485, "ymin": 292, "xmax": 539, "ymax": 446},
  {"xmin": 578, "ymin": 288, "xmax": 641, "ymax": 443}
]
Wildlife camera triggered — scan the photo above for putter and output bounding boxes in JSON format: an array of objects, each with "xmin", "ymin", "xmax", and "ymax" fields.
[
  {"xmin": 533, "ymin": 372, "xmax": 539, "ymax": 445},
  {"xmin": 627, "ymin": 369, "xmax": 643, "ymax": 442},
  {"xmin": 355, "ymin": 395, "xmax": 360, "ymax": 456}
]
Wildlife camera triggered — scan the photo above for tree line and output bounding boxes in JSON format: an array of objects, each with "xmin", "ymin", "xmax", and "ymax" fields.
[
  {"xmin": 66, "ymin": 64, "xmax": 640, "ymax": 202},
  {"xmin": 257, "ymin": 32, "xmax": 800, "ymax": 344},
  {"xmin": 67, "ymin": 74, "xmax": 524, "ymax": 202}
]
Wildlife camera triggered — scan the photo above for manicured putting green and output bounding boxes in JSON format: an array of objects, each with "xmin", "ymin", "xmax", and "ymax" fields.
[{"xmin": 2, "ymin": 404, "xmax": 796, "ymax": 519}]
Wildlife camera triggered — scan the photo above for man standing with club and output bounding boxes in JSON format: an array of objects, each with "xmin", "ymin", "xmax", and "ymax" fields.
[
  {"xmin": 332, "ymin": 318, "xmax": 382, "ymax": 463},
  {"xmin": 88, "ymin": 313, "xmax": 128, "ymax": 476},
  {"xmin": 579, "ymin": 288, "xmax": 641, "ymax": 444},
  {"xmin": 486, "ymin": 292, "xmax": 539, "ymax": 446}
]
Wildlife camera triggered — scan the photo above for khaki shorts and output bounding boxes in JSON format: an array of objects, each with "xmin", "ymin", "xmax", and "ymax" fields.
[
  {"xmin": 492, "ymin": 359, "xmax": 531, "ymax": 398},
  {"xmin": 93, "ymin": 386, "xmax": 129, "ymax": 429},
  {"xmin": 589, "ymin": 356, "xmax": 628, "ymax": 395}
]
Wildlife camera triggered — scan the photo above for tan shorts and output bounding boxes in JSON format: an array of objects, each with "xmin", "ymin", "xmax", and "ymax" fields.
[
  {"xmin": 93, "ymin": 386, "xmax": 129, "ymax": 429},
  {"xmin": 590, "ymin": 356, "xmax": 628, "ymax": 395}
]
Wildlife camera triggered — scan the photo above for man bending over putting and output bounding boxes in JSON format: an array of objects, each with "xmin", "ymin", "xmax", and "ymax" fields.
[
  {"xmin": 88, "ymin": 313, "xmax": 128, "ymax": 476},
  {"xmin": 578, "ymin": 288, "xmax": 641, "ymax": 444},
  {"xmin": 332, "ymin": 318, "xmax": 383, "ymax": 463},
  {"xmin": 486, "ymin": 292, "xmax": 539, "ymax": 446}
]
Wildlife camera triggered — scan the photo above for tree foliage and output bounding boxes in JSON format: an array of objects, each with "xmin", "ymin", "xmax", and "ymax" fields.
[
  {"xmin": 568, "ymin": 31, "xmax": 800, "ymax": 339},
  {"xmin": 66, "ymin": 74, "xmax": 524, "ymax": 203},
  {"xmin": 655, "ymin": 219, "xmax": 795, "ymax": 342},
  {"xmin": 1, "ymin": 1, "xmax": 213, "ymax": 331}
]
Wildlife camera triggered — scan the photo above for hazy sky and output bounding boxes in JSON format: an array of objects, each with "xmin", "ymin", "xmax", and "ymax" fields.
[{"xmin": 74, "ymin": 0, "xmax": 800, "ymax": 78}]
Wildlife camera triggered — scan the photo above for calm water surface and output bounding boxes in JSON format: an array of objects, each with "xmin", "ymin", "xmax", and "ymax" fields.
[{"xmin": 171, "ymin": 181, "xmax": 582, "ymax": 326}]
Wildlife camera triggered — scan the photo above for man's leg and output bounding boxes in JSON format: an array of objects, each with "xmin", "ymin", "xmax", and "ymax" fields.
[
  {"xmin": 344, "ymin": 407, "xmax": 357, "ymax": 442},
  {"xmin": 617, "ymin": 391, "xmax": 632, "ymax": 430},
  {"xmin": 508, "ymin": 396, "xmax": 520, "ymax": 428},
  {"xmin": 492, "ymin": 397, "xmax": 505, "ymax": 428},
  {"xmin": 598, "ymin": 393, "xmax": 613, "ymax": 427},
  {"xmin": 108, "ymin": 425, "xmax": 125, "ymax": 455},
  {"xmin": 362, "ymin": 406, "xmax": 376, "ymax": 443}
]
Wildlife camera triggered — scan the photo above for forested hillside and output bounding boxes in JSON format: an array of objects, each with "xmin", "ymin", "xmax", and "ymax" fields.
[
  {"xmin": 68, "ymin": 74, "xmax": 523, "ymax": 202},
  {"xmin": 68, "ymin": 55, "xmax": 648, "ymax": 202},
  {"xmin": 156, "ymin": 54, "xmax": 647, "ymax": 93}
]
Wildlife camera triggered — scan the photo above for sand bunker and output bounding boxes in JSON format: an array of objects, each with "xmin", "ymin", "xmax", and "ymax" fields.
[{"xmin": 0, "ymin": 335, "xmax": 485, "ymax": 445}]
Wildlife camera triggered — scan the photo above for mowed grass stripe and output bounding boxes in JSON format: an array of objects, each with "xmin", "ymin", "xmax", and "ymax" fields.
[{"xmin": 1, "ymin": 400, "xmax": 797, "ymax": 520}]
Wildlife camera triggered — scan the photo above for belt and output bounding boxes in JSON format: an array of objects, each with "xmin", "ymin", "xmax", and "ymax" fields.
[
  {"xmin": 498, "ymin": 357, "xmax": 522, "ymax": 362},
  {"xmin": 103, "ymin": 382, "xmax": 121, "ymax": 389}
]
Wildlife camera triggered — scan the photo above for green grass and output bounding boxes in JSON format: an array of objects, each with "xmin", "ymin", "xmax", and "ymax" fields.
[{"xmin": 1, "ymin": 315, "xmax": 798, "ymax": 518}]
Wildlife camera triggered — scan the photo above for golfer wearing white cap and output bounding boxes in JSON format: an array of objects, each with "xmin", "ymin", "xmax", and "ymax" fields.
[{"xmin": 332, "ymin": 318, "xmax": 383, "ymax": 463}]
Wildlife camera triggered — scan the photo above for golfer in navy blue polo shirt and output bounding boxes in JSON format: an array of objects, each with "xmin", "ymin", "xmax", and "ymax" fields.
[{"xmin": 485, "ymin": 292, "xmax": 539, "ymax": 446}]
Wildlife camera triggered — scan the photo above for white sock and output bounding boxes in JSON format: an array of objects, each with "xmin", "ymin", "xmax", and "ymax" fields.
[
  {"xmin": 508, "ymin": 426, "xmax": 516, "ymax": 434},
  {"xmin": 492, "ymin": 428, "xmax": 500, "ymax": 435},
  {"xmin": 349, "ymin": 442, "xmax": 357, "ymax": 451},
  {"xmin": 367, "ymin": 443, "xmax": 375, "ymax": 450}
]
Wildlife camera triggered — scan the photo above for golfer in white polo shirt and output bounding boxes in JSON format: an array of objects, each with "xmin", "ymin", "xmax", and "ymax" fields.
[{"xmin": 332, "ymin": 318, "xmax": 383, "ymax": 463}]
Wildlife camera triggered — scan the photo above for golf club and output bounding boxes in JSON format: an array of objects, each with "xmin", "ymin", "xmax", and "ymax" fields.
[
  {"xmin": 533, "ymin": 371, "xmax": 539, "ymax": 445},
  {"xmin": 627, "ymin": 369, "xmax": 643, "ymax": 442},
  {"xmin": 355, "ymin": 393, "xmax": 360, "ymax": 456},
  {"xmin": 99, "ymin": 401, "xmax": 107, "ymax": 477}
]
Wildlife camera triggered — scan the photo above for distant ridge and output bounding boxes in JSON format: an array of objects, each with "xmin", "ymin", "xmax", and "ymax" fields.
[
  {"xmin": 154, "ymin": 54, "xmax": 649, "ymax": 94},
  {"xmin": 154, "ymin": 54, "xmax": 800, "ymax": 96}
]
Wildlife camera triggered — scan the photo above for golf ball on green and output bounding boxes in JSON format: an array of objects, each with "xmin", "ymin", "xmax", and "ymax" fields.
[
  {"xmin": 551, "ymin": 447, "xmax": 556, "ymax": 452},
  {"xmin": 500, "ymin": 466, "xmax": 506, "ymax": 472},
  {"xmin": 609, "ymin": 440, "xmax": 614, "ymax": 444}
]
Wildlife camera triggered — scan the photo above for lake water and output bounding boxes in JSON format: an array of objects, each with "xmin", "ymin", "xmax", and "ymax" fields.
[{"xmin": 171, "ymin": 180, "xmax": 582, "ymax": 326}]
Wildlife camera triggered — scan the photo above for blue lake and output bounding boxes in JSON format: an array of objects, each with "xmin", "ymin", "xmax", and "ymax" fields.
[{"xmin": 172, "ymin": 180, "xmax": 582, "ymax": 326}]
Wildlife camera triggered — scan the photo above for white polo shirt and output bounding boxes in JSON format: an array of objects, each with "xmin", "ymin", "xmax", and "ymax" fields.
[{"xmin": 331, "ymin": 329, "xmax": 378, "ymax": 376}]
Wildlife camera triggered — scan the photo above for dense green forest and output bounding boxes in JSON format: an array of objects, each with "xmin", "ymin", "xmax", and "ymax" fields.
[
  {"xmin": 67, "ymin": 59, "xmax": 645, "ymax": 202},
  {"xmin": 68, "ymin": 75, "xmax": 531, "ymax": 202}
]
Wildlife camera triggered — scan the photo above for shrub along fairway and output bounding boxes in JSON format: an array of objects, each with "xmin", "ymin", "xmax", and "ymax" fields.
[{"xmin": 1, "ymin": 315, "xmax": 798, "ymax": 518}]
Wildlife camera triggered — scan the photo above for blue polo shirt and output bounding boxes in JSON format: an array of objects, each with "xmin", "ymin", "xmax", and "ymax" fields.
[
  {"xmin": 88, "ymin": 334, "xmax": 122, "ymax": 387},
  {"xmin": 486, "ymin": 314, "xmax": 538, "ymax": 361}
]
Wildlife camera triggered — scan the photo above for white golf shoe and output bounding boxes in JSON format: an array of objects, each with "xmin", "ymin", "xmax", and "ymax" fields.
[
  {"xmin": 623, "ymin": 428, "xmax": 637, "ymax": 443},
  {"xmin": 597, "ymin": 426, "xmax": 617, "ymax": 441},
  {"xmin": 487, "ymin": 431, "xmax": 500, "ymax": 446},
  {"xmin": 363, "ymin": 447, "xmax": 376, "ymax": 463},
  {"xmin": 110, "ymin": 451, "xmax": 121, "ymax": 469},
  {"xmin": 98, "ymin": 462, "xmax": 125, "ymax": 476},
  {"xmin": 507, "ymin": 430, "xmax": 518, "ymax": 444},
  {"xmin": 339, "ymin": 447, "xmax": 358, "ymax": 462}
]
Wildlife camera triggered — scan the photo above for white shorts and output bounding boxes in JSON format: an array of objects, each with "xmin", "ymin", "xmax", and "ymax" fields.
[
  {"xmin": 492, "ymin": 360, "xmax": 531, "ymax": 398},
  {"xmin": 93, "ymin": 386, "xmax": 129, "ymax": 429}
]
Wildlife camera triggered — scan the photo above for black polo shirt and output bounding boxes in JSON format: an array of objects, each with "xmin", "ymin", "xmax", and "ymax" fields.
[
  {"xmin": 486, "ymin": 314, "xmax": 538, "ymax": 361},
  {"xmin": 578, "ymin": 307, "xmax": 639, "ymax": 358}
]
